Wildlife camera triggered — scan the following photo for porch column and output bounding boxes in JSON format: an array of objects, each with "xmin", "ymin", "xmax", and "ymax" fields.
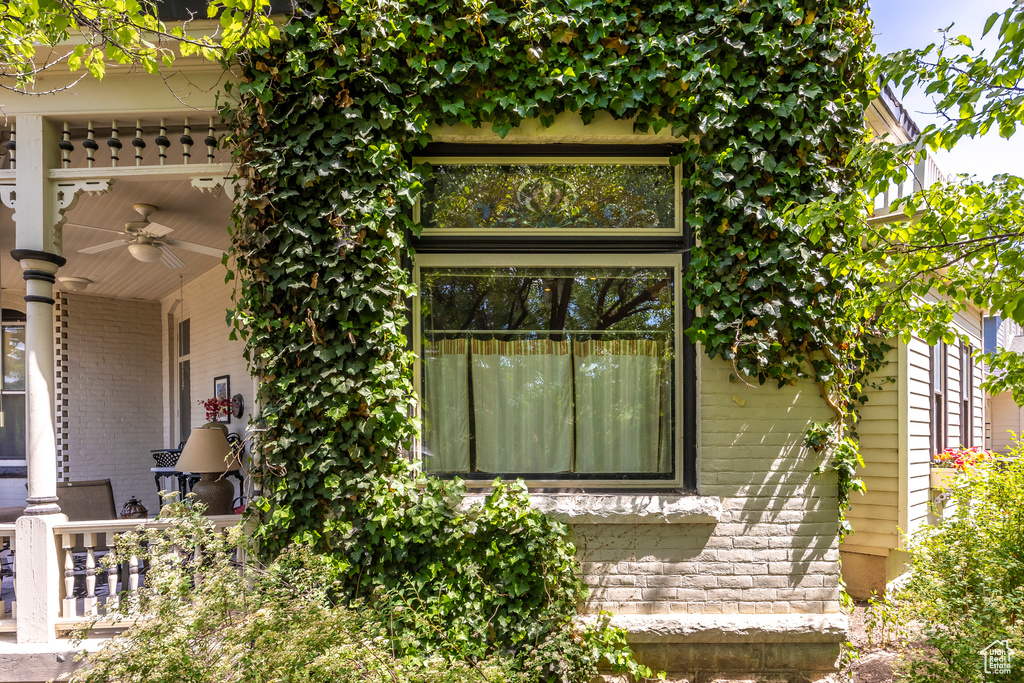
[{"xmin": 11, "ymin": 115, "xmax": 67, "ymax": 644}]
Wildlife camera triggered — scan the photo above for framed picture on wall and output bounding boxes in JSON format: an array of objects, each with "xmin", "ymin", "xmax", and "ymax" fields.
[{"xmin": 213, "ymin": 375, "xmax": 230, "ymax": 424}]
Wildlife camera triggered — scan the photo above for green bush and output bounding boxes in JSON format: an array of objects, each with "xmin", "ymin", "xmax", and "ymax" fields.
[
  {"xmin": 68, "ymin": 491, "xmax": 655, "ymax": 683},
  {"xmin": 891, "ymin": 456, "xmax": 1024, "ymax": 681},
  {"xmin": 67, "ymin": 500, "xmax": 519, "ymax": 683}
]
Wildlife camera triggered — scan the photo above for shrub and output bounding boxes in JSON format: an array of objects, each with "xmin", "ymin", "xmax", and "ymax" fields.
[
  {"xmin": 67, "ymin": 491, "xmax": 655, "ymax": 683},
  {"xmin": 891, "ymin": 455, "xmax": 1024, "ymax": 681}
]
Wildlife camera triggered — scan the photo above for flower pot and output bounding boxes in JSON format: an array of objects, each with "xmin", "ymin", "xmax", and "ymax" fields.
[{"xmin": 930, "ymin": 466, "xmax": 958, "ymax": 490}]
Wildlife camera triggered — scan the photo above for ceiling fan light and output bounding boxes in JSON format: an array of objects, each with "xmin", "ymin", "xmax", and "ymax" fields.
[
  {"xmin": 58, "ymin": 277, "xmax": 92, "ymax": 292},
  {"xmin": 128, "ymin": 242, "xmax": 163, "ymax": 262}
]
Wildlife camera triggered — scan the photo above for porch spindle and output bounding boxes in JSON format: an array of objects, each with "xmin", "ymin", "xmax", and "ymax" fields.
[
  {"xmin": 108, "ymin": 120, "xmax": 121, "ymax": 167},
  {"xmin": 83, "ymin": 533, "xmax": 97, "ymax": 616},
  {"xmin": 132, "ymin": 120, "xmax": 146, "ymax": 167},
  {"xmin": 129, "ymin": 551, "xmax": 139, "ymax": 593},
  {"xmin": 83, "ymin": 122, "xmax": 98, "ymax": 168},
  {"xmin": 62, "ymin": 534, "xmax": 77, "ymax": 618},
  {"xmin": 59, "ymin": 122, "xmax": 74, "ymax": 169},
  {"xmin": 105, "ymin": 545, "xmax": 118, "ymax": 613},
  {"xmin": 156, "ymin": 119, "xmax": 169, "ymax": 166},
  {"xmin": 205, "ymin": 118, "xmax": 217, "ymax": 164},
  {"xmin": 5, "ymin": 127, "xmax": 14, "ymax": 171},
  {"xmin": 181, "ymin": 118, "xmax": 193, "ymax": 164}
]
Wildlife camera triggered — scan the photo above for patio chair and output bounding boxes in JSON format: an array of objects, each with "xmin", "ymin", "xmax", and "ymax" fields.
[
  {"xmin": 57, "ymin": 479, "xmax": 118, "ymax": 522},
  {"xmin": 56, "ymin": 479, "xmax": 118, "ymax": 597}
]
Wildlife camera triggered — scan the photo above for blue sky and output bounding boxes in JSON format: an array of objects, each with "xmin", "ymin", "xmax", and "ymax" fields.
[{"xmin": 870, "ymin": 0, "xmax": 1022, "ymax": 180}]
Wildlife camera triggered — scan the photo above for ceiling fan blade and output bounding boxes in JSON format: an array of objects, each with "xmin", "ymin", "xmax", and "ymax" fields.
[
  {"xmin": 143, "ymin": 221, "xmax": 175, "ymax": 238},
  {"xmin": 65, "ymin": 222, "xmax": 126, "ymax": 235},
  {"xmin": 158, "ymin": 244, "xmax": 186, "ymax": 269},
  {"xmin": 79, "ymin": 240, "xmax": 128, "ymax": 254},
  {"xmin": 161, "ymin": 238, "xmax": 225, "ymax": 258}
]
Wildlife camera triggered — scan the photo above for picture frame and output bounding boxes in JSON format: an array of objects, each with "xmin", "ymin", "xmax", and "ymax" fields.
[{"xmin": 213, "ymin": 375, "xmax": 230, "ymax": 424}]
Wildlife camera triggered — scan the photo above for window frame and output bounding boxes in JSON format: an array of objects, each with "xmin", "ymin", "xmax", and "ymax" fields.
[
  {"xmin": 409, "ymin": 146, "xmax": 696, "ymax": 491},
  {"xmin": 0, "ymin": 316, "xmax": 27, "ymax": 469},
  {"xmin": 413, "ymin": 156, "xmax": 683, "ymax": 238},
  {"xmin": 931, "ymin": 341, "xmax": 947, "ymax": 457},
  {"xmin": 960, "ymin": 341, "xmax": 973, "ymax": 447}
]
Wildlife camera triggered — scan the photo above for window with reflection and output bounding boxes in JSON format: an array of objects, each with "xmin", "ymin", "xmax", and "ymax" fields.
[
  {"xmin": 419, "ymin": 264, "xmax": 676, "ymax": 477},
  {"xmin": 0, "ymin": 310, "xmax": 26, "ymax": 465},
  {"xmin": 420, "ymin": 163, "xmax": 678, "ymax": 233}
]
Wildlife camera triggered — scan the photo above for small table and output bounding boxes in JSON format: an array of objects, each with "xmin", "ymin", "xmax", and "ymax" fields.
[{"xmin": 151, "ymin": 448, "xmax": 184, "ymax": 500}]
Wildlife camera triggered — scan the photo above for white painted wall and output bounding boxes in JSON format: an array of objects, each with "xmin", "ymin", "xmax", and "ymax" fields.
[{"xmin": 63, "ymin": 293, "xmax": 163, "ymax": 513}]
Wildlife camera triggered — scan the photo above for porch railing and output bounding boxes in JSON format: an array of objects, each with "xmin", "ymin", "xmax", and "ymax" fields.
[
  {"xmin": 0, "ymin": 117, "xmax": 230, "ymax": 172},
  {"xmin": 53, "ymin": 515, "xmax": 241, "ymax": 627},
  {"xmin": 0, "ymin": 523, "xmax": 14, "ymax": 632}
]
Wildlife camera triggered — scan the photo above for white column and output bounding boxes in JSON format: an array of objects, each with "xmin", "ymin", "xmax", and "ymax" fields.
[
  {"xmin": 17, "ymin": 256, "xmax": 63, "ymax": 515},
  {"xmin": 11, "ymin": 115, "xmax": 67, "ymax": 644}
]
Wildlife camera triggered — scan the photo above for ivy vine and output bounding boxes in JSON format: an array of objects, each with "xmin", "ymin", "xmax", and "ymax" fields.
[{"xmin": 223, "ymin": 0, "xmax": 878, "ymax": 671}]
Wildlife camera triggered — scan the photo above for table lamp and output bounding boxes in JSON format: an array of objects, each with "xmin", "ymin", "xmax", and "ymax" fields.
[{"xmin": 175, "ymin": 426, "xmax": 241, "ymax": 515}]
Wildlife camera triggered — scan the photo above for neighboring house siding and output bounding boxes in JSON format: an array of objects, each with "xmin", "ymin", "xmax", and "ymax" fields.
[
  {"xmin": 990, "ymin": 393, "xmax": 1021, "ymax": 453},
  {"xmin": 576, "ymin": 356, "xmax": 840, "ymax": 617},
  {"xmin": 64, "ymin": 294, "xmax": 164, "ymax": 513},
  {"xmin": 905, "ymin": 335, "xmax": 933, "ymax": 537},
  {"xmin": 843, "ymin": 345, "xmax": 899, "ymax": 555},
  {"xmin": 843, "ymin": 306, "xmax": 984, "ymax": 598}
]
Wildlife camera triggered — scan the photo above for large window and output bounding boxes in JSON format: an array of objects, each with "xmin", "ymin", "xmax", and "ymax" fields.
[
  {"xmin": 0, "ymin": 310, "xmax": 26, "ymax": 472},
  {"xmin": 412, "ymin": 149, "xmax": 694, "ymax": 486}
]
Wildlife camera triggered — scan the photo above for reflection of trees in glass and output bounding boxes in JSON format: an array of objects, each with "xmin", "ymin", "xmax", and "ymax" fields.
[
  {"xmin": 3, "ymin": 326, "xmax": 25, "ymax": 391},
  {"xmin": 421, "ymin": 165, "xmax": 674, "ymax": 231},
  {"xmin": 421, "ymin": 267, "xmax": 674, "ymax": 339},
  {"xmin": 421, "ymin": 267, "xmax": 676, "ymax": 475}
]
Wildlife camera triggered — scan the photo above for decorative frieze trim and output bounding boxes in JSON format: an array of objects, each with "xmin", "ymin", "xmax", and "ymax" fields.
[{"xmin": 460, "ymin": 494, "xmax": 722, "ymax": 525}]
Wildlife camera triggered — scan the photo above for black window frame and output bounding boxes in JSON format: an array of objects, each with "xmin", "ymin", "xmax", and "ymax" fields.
[{"xmin": 409, "ymin": 144, "xmax": 697, "ymax": 491}]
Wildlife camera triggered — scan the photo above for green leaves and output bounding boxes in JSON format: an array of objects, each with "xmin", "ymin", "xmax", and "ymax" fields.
[
  {"xmin": 0, "ymin": 0, "xmax": 278, "ymax": 88},
  {"xmin": 225, "ymin": 0, "xmax": 873, "ymax": 675}
]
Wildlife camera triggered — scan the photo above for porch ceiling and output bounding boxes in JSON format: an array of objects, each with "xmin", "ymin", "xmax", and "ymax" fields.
[{"xmin": 0, "ymin": 175, "xmax": 233, "ymax": 301}]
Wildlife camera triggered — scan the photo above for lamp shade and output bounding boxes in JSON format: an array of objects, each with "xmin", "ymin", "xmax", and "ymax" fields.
[{"xmin": 175, "ymin": 427, "xmax": 241, "ymax": 473}]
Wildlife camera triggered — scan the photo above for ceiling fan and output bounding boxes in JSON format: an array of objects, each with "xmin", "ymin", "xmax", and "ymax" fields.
[{"xmin": 68, "ymin": 204, "xmax": 225, "ymax": 269}]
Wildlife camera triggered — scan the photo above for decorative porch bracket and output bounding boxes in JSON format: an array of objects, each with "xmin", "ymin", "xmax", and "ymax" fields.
[
  {"xmin": 0, "ymin": 179, "xmax": 114, "ymax": 251},
  {"xmin": 191, "ymin": 174, "xmax": 243, "ymax": 199}
]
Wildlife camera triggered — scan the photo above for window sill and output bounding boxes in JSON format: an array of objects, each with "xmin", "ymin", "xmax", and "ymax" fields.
[{"xmin": 460, "ymin": 492, "xmax": 721, "ymax": 525}]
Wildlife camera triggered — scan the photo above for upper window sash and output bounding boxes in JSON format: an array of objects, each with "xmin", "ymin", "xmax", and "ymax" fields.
[{"xmin": 414, "ymin": 157, "xmax": 683, "ymax": 237}]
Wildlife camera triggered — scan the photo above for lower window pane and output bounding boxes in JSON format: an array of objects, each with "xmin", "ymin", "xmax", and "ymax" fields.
[
  {"xmin": 0, "ymin": 394, "xmax": 25, "ymax": 461},
  {"xmin": 420, "ymin": 265, "xmax": 674, "ymax": 476}
]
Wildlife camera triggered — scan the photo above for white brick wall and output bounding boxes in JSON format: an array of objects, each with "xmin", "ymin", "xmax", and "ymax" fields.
[
  {"xmin": 160, "ymin": 265, "xmax": 254, "ymax": 501},
  {"xmin": 64, "ymin": 293, "xmax": 164, "ymax": 513},
  {"xmin": 576, "ymin": 356, "xmax": 842, "ymax": 616}
]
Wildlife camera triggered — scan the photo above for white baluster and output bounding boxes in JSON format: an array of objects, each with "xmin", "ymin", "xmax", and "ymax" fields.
[
  {"xmin": 129, "ymin": 551, "xmax": 139, "ymax": 594},
  {"xmin": 105, "ymin": 547, "xmax": 118, "ymax": 614},
  {"xmin": 62, "ymin": 534, "xmax": 77, "ymax": 618},
  {"xmin": 132, "ymin": 120, "xmax": 146, "ymax": 167},
  {"xmin": 108, "ymin": 119, "xmax": 121, "ymax": 167},
  {"xmin": 83, "ymin": 122, "xmax": 98, "ymax": 168},
  {"xmin": 83, "ymin": 533, "xmax": 97, "ymax": 616},
  {"xmin": 181, "ymin": 117, "xmax": 193, "ymax": 165},
  {"xmin": 5, "ymin": 126, "xmax": 14, "ymax": 170},
  {"xmin": 205, "ymin": 118, "xmax": 217, "ymax": 164},
  {"xmin": 59, "ymin": 122, "xmax": 74, "ymax": 168},
  {"xmin": 156, "ymin": 119, "xmax": 169, "ymax": 166}
]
